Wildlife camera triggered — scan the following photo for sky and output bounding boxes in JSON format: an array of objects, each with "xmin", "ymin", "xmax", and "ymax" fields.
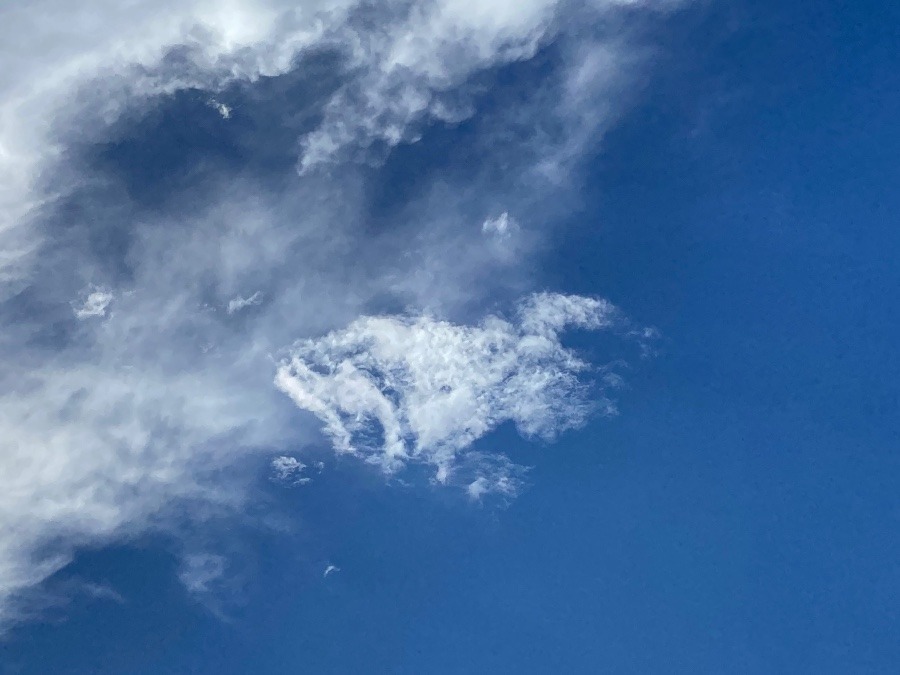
[{"xmin": 1, "ymin": 0, "xmax": 898, "ymax": 673}]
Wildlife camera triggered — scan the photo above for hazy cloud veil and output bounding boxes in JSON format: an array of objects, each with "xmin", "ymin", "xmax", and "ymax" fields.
[{"xmin": 0, "ymin": 0, "xmax": 675, "ymax": 624}]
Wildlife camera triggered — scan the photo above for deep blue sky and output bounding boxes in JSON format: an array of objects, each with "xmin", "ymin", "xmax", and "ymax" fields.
[{"xmin": 4, "ymin": 1, "xmax": 899, "ymax": 672}]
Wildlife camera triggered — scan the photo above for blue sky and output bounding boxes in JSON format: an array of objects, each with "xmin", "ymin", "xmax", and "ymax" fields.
[{"xmin": 1, "ymin": 0, "xmax": 899, "ymax": 673}]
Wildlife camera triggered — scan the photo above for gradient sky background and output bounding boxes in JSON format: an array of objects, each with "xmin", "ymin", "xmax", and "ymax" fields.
[{"xmin": 1, "ymin": 0, "xmax": 899, "ymax": 673}]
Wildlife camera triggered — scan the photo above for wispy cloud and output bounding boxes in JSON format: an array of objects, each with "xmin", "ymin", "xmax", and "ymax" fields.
[
  {"xmin": 0, "ymin": 0, "xmax": 675, "ymax": 626},
  {"xmin": 271, "ymin": 456, "xmax": 311, "ymax": 485},
  {"xmin": 276, "ymin": 292, "xmax": 624, "ymax": 488},
  {"xmin": 482, "ymin": 212, "xmax": 519, "ymax": 239},
  {"xmin": 73, "ymin": 288, "xmax": 114, "ymax": 319},
  {"xmin": 178, "ymin": 553, "xmax": 227, "ymax": 596}
]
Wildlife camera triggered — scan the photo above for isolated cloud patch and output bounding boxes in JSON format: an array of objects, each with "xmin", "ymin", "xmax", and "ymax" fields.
[
  {"xmin": 72, "ymin": 287, "xmax": 114, "ymax": 319},
  {"xmin": 276, "ymin": 292, "xmax": 622, "ymax": 488},
  {"xmin": 178, "ymin": 553, "xmax": 229, "ymax": 604},
  {"xmin": 270, "ymin": 456, "xmax": 311, "ymax": 485},
  {"xmin": 482, "ymin": 212, "xmax": 519, "ymax": 239},
  {"xmin": 226, "ymin": 291, "xmax": 263, "ymax": 315}
]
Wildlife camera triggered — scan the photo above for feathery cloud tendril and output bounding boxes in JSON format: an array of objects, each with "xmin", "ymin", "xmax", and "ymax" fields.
[{"xmin": 276, "ymin": 292, "xmax": 624, "ymax": 492}]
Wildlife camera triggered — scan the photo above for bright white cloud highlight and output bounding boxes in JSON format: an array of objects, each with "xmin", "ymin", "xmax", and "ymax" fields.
[
  {"xmin": 276, "ymin": 292, "xmax": 621, "ymax": 485},
  {"xmin": 0, "ymin": 0, "xmax": 676, "ymax": 629},
  {"xmin": 73, "ymin": 288, "xmax": 114, "ymax": 319},
  {"xmin": 208, "ymin": 99, "xmax": 233, "ymax": 119},
  {"xmin": 271, "ymin": 456, "xmax": 311, "ymax": 485}
]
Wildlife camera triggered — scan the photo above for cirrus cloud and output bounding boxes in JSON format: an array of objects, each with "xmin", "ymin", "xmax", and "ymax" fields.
[
  {"xmin": 276, "ymin": 292, "xmax": 625, "ymax": 487},
  {"xmin": 0, "ymin": 0, "xmax": 680, "ymax": 628}
]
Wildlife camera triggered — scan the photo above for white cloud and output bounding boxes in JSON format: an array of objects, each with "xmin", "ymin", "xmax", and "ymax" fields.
[
  {"xmin": 226, "ymin": 291, "xmax": 263, "ymax": 315},
  {"xmin": 0, "ymin": 0, "xmax": 332, "ymax": 292},
  {"xmin": 208, "ymin": 99, "xmax": 233, "ymax": 119},
  {"xmin": 457, "ymin": 452, "xmax": 529, "ymax": 502},
  {"xmin": 466, "ymin": 477, "xmax": 492, "ymax": 500},
  {"xmin": 298, "ymin": 0, "xmax": 560, "ymax": 172},
  {"xmin": 482, "ymin": 212, "xmax": 519, "ymax": 239},
  {"xmin": 297, "ymin": 0, "xmax": 673, "ymax": 173},
  {"xmin": 73, "ymin": 288, "xmax": 114, "ymax": 319},
  {"xmin": 0, "ymin": 0, "xmax": 676, "ymax": 628},
  {"xmin": 178, "ymin": 553, "xmax": 227, "ymax": 595},
  {"xmin": 76, "ymin": 582, "xmax": 126, "ymax": 605},
  {"xmin": 276, "ymin": 292, "xmax": 623, "ymax": 485},
  {"xmin": 271, "ymin": 456, "xmax": 311, "ymax": 485},
  {"xmin": 0, "ymin": 0, "xmax": 680, "ymax": 293}
]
